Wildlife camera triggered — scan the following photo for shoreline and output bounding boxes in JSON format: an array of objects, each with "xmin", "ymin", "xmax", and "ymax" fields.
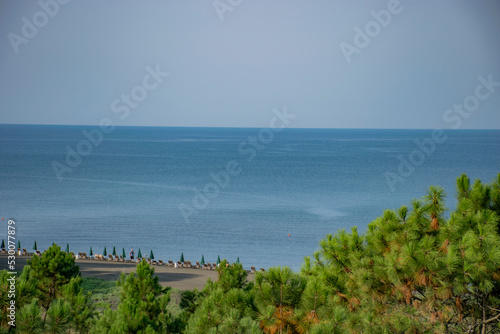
[{"xmin": 0, "ymin": 255, "xmax": 228, "ymax": 291}]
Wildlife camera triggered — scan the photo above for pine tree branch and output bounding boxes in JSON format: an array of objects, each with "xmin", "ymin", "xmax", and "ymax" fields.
[{"xmin": 483, "ymin": 310, "xmax": 500, "ymax": 324}]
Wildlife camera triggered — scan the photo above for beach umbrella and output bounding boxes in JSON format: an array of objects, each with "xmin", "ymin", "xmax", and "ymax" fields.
[
  {"xmin": 122, "ymin": 248, "xmax": 126, "ymax": 258},
  {"xmin": 90, "ymin": 247, "xmax": 93, "ymax": 256},
  {"xmin": 137, "ymin": 248, "xmax": 142, "ymax": 258},
  {"xmin": 112, "ymin": 246, "xmax": 116, "ymax": 256},
  {"xmin": 201, "ymin": 255, "xmax": 205, "ymax": 265},
  {"xmin": 65, "ymin": 244, "xmax": 69, "ymax": 253},
  {"xmin": 1, "ymin": 240, "xmax": 4, "ymax": 249},
  {"xmin": 17, "ymin": 240, "xmax": 21, "ymax": 249},
  {"xmin": 216, "ymin": 255, "xmax": 220, "ymax": 265},
  {"xmin": 236, "ymin": 257, "xmax": 240, "ymax": 264},
  {"xmin": 180, "ymin": 252, "xmax": 184, "ymax": 262},
  {"xmin": 103, "ymin": 247, "xmax": 107, "ymax": 256},
  {"xmin": 149, "ymin": 250, "xmax": 154, "ymax": 259},
  {"xmin": 33, "ymin": 241, "xmax": 37, "ymax": 251}
]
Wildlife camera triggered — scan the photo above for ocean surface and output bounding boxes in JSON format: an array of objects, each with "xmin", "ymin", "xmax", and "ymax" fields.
[{"xmin": 1, "ymin": 125, "xmax": 499, "ymax": 270}]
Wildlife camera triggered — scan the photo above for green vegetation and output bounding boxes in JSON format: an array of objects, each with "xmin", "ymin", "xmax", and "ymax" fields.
[
  {"xmin": 92, "ymin": 259, "xmax": 180, "ymax": 333},
  {"xmin": 184, "ymin": 259, "xmax": 260, "ymax": 333},
  {"xmin": 0, "ymin": 173, "xmax": 499, "ymax": 333},
  {"xmin": 1, "ymin": 244, "xmax": 93, "ymax": 333},
  {"xmin": 81, "ymin": 277, "xmax": 120, "ymax": 310}
]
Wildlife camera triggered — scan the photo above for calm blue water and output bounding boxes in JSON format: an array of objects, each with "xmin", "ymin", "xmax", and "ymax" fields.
[{"xmin": 1, "ymin": 125, "xmax": 499, "ymax": 270}]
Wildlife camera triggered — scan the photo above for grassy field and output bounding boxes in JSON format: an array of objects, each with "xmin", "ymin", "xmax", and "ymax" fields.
[{"xmin": 81, "ymin": 277, "xmax": 120, "ymax": 310}]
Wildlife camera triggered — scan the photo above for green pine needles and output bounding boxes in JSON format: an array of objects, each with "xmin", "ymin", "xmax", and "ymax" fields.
[
  {"xmin": 0, "ymin": 244, "xmax": 92, "ymax": 333},
  {"xmin": 300, "ymin": 173, "xmax": 500, "ymax": 333},
  {"xmin": 92, "ymin": 259, "xmax": 176, "ymax": 333}
]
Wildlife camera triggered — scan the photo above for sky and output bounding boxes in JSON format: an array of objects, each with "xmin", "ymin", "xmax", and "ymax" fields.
[{"xmin": 0, "ymin": 0, "xmax": 499, "ymax": 129}]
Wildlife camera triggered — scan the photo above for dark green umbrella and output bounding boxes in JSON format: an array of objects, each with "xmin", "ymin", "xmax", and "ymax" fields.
[
  {"xmin": 137, "ymin": 248, "xmax": 142, "ymax": 258},
  {"xmin": 201, "ymin": 254, "xmax": 205, "ymax": 265},
  {"xmin": 122, "ymin": 248, "xmax": 126, "ymax": 258},
  {"xmin": 65, "ymin": 244, "xmax": 69, "ymax": 253},
  {"xmin": 180, "ymin": 252, "xmax": 184, "ymax": 262},
  {"xmin": 103, "ymin": 247, "xmax": 107, "ymax": 256},
  {"xmin": 216, "ymin": 255, "xmax": 220, "ymax": 265},
  {"xmin": 33, "ymin": 241, "xmax": 37, "ymax": 251},
  {"xmin": 90, "ymin": 246, "xmax": 93, "ymax": 256},
  {"xmin": 112, "ymin": 246, "xmax": 116, "ymax": 256},
  {"xmin": 149, "ymin": 250, "xmax": 154, "ymax": 259},
  {"xmin": 1, "ymin": 240, "xmax": 5, "ymax": 249},
  {"xmin": 236, "ymin": 257, "xmax": 240, "ymax": 264},
  {"xmin": 17, "ymin": 240, "xmax": 21, "ymax": 249}
]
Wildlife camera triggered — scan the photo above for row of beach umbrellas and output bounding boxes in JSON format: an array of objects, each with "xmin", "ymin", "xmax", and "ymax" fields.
[
  {"xmin": 81, "ymin": 246, "xmax": 238, "ymax": 264},
  {"xmin": 1, "ymin": 240, "xmax": 241, "ymax": 264},
  {"xmin": 1, "ymin": 240, "xmax": 23, "ymax": 249},
  {"xmin": 179, "ymin": 252, "xmax": 239, "ymax": 265},
  {"xmin": 0, "ymin": 240, "xmax": 61, "ymax": 252}
]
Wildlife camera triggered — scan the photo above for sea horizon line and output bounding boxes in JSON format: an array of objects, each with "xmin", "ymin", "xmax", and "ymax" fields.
[{"xmin": 1, "ymin": 123, "xmax": 500, "ymax": 131}]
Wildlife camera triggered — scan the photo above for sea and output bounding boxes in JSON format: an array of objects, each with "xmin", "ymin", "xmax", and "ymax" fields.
[{"xmin": 1, "ymin": 124, "xmax": 499, "ymax": 270}]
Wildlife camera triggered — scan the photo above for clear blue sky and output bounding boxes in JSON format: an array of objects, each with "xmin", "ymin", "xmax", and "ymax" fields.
[{"xmin": 1, "ymin": 1, "xmax": 499, "ymax": 129}]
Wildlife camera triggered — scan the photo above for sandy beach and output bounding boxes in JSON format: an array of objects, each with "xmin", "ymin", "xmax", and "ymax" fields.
[{"xmin": 0, "ymin": 255, "xmax": 223, "ymax": 291}]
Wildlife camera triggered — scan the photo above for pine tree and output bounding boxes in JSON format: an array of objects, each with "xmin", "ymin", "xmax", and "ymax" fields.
[
  {"xmin": 62, "ymin": 276, "xmax": 94, "ymax": 333},
  {"xmin": 15, "ymin": 265, "xmax": 38, "ymax": 309},
  {"xmin": 217, "ymin": 259, "xmax": 250, "ymax": 292},
  {"xmin": 16, "ymin": 298, "xmax": 43, "ymax": 334},
  {"xmin": 254, "ymin": 267, "xmax": 306, "ymax": 333},
  {"xmin": 184, "ymin": 260, "xmax": 260, "ymax": 333},
  {"xmin": 92, "ymin": 259, "xmax": 174, "ymax": 333},
  {"xmin": 305, "ymin": 173, "xmax": 500, "ymax": 333},
  {"xmin": 425, "ymin": 186, "xmax": 446, "ymax": 230},
  {"xmin": 185, "ymin": 287, "xmax": 260, "ymax": 333},
  {"xmin": 27, "ymin": 243, "xmax": 80, "ymax": 312},
  {"xmin": 45, "ymin": 298, "xmax": 72, "ymax": 334}
]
